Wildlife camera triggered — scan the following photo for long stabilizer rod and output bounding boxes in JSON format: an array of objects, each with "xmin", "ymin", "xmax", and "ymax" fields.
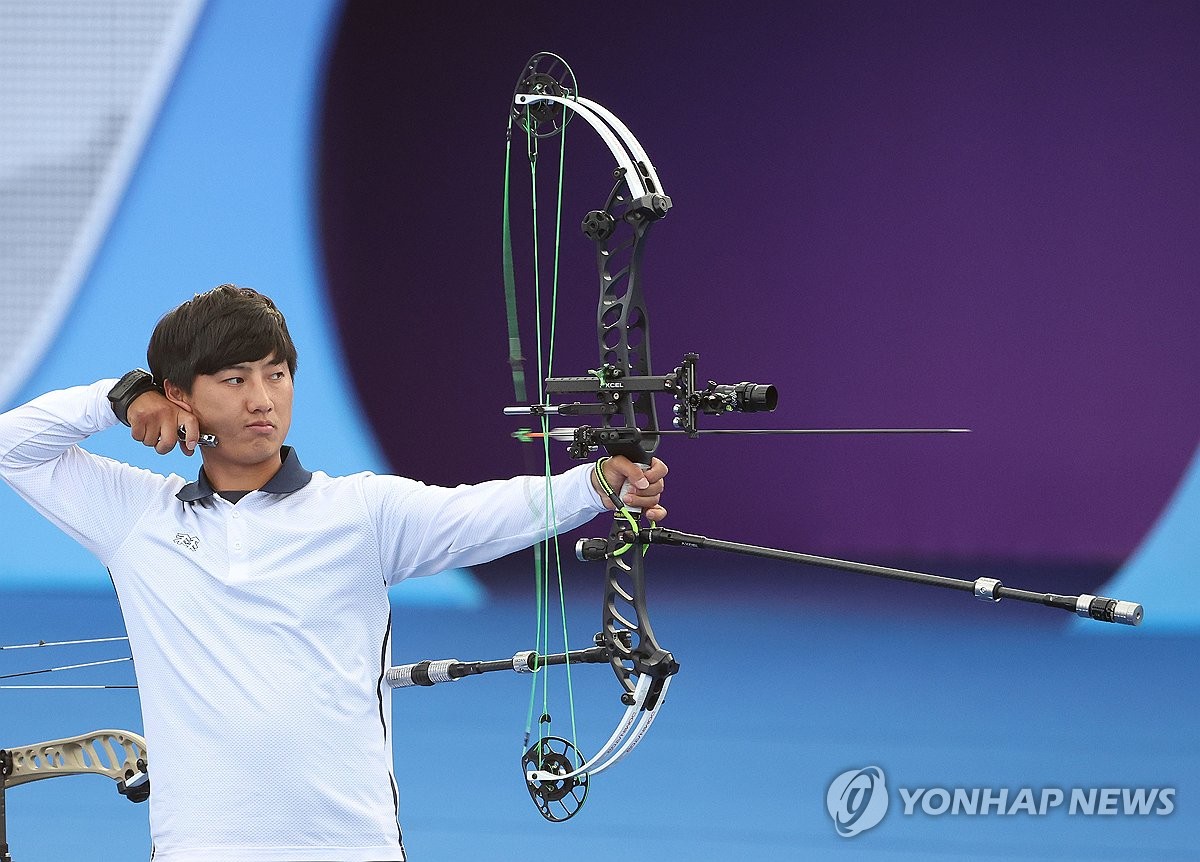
[
  {"xmin": 387, "ymin": 644, "xmax": 611, "ymax": 689},
  {"xmin": 624, "ymin": 527, "xmax": 1143, "ymax": 626}
]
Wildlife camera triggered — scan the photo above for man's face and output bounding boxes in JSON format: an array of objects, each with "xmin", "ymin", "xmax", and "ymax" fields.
[{"xmin": 181, "ymin": 355, "xmax": 293, "ymax": 467}]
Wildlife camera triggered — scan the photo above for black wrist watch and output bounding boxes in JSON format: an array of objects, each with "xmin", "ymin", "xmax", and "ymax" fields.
[{"xmin": 107, "ymin": 369, "xmax": 162, "ymax": 426}]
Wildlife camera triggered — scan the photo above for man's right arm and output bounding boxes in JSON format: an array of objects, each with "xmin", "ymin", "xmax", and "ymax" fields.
[
  {"xmin": 0, "ymin": 380, "xmax": 120, "ymax": 467},
  {"xmin": 0, "ymin": 381, "xmax": 176, "ymax": 564}
]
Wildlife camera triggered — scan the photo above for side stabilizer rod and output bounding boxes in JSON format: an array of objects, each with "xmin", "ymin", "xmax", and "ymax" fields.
[{"xmin": 387, "ymin": 644, "xmax": 611, "ymax": 689}]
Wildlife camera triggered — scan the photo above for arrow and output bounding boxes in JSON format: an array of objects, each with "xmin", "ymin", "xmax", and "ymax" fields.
[{"xmin": 1, "ymin": 636, "xmax": 129, "ymax": 650}]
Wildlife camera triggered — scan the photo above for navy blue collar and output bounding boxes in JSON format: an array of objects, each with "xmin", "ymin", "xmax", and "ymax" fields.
[{"xmin": 176, "ymin": 446, "xmax": 313, "ymax": 502}]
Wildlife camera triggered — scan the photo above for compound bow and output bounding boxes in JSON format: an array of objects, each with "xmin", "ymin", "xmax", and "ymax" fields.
[{"xmin": 386, "ymin": 52, "xmax": 1143, "ymax": 824}]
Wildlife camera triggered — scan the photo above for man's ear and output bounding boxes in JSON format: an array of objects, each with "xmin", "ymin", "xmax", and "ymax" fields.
[{"xmin": 163, "ymin": 379, "xmax": 193, "ymax": 412}]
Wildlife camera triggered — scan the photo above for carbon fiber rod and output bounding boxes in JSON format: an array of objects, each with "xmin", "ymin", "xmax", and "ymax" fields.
[
  {"xmin": 386, "ymin": 645, "xmax": 611, "ymax": 689},
  {"xmin": 623, "ymin": 527, "xmax": 1143, "ymax": 626}
]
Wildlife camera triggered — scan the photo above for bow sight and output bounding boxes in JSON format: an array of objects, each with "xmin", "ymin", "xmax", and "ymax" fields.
[{"xmin": 522, "ymin": 352, "xmax": 778, "ymax": 459}]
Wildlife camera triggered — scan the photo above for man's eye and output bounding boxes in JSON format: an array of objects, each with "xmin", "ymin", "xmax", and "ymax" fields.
[{"xmin": 224, "ymin": 377, "xmax": 244, "ymax": 385}]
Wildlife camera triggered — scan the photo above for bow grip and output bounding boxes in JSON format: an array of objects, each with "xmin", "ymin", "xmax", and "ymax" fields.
[{"xmin": 603, "ymin": 438, "xmax": 651, "ymax": 515}]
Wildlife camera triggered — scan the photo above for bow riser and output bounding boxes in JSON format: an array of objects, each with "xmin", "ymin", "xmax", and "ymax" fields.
[
  {"xmin": 594, "ymin": 185, "xmax": 663, "ymax": 450},
  {"xmin": 602, "ymin": 542, "xmax": 678, "ymax": 702},
  {"xmin": 2, "ymin": 730, "xmax": 147, "ymax": 791},
  {"xmin": 586, "ymin": 173, "xmax": 680, "ymax": 698}
]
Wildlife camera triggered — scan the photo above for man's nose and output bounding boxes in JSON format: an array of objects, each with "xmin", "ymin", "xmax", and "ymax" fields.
[{"xmin": 246, "ymin": 377, "xmax": 273, "ymax": 411}]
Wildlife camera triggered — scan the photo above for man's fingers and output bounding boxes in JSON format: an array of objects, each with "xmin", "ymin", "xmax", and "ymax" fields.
[
  {"xmin": 605, "ymin": 455, "xmax": 664, "ymax": 487},
  {"xmin": 155, "ymin": 420, "xmax": 178, "ymax": 454},
  {"xmin": 176, "ymin": 422, "xmax": 197, "ymax": 456},
  {"xmin": 136, "ymin": 423, "xmax": 157, "ymax": 448},
  {"xmin": 596, "ymin": 455, "xmax": 669, "ymax": 513},
  {"xmin": 132, "ymin": 411, "xmax": 198, "ymax": 456},
  {"xmin": 621, "ymin": 476, "xmax": 663, "ymax": 501},
  {"xmin": 623, "ymin": 460, "xmax": 665, "ymax": 503}
]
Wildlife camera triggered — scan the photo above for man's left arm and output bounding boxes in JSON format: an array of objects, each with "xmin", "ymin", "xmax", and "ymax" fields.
[{"xmin": 364, "ymin": 456, "xmax": 666, "ymax": 584}]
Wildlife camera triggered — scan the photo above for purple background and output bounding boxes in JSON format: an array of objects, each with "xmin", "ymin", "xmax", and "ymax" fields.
[{"xmin": 317, "ymin": 0, "xmax": 1199, "ymax": 565}]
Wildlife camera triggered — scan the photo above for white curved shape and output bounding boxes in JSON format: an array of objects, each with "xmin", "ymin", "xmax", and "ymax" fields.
[
  {"xmin": 4, "ymin": 728, "xmax": 147, "ymax": 788},
  {"xmin": 526, "ymin": 672, "xmax": 669, "ymax": 783},
  {"xmin": 573, "ymin": 95, "xmax": 666, "ymax": 196},
  {"xmin": 526, "ymin": 673, "xmax": 649, "ymax": 783},
  {"xmin": 1080, "ymin": 439, "xmax": 1200, "ymax": 631},
  {"xmin": 0, "ymin": 1, "xmax": 482, "ymax": 607},
  {"xmin": 514, "ymin": 94, "xmax": 649, "ymax": 199},
  {"xmin": 575, "ymin": 674, "xmax": 671, "ymax": 780}
]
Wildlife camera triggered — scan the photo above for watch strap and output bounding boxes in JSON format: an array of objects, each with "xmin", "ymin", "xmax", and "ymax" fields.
[{"xmin": 107, "ymin": 369, "xmax": 162, "ymax": 426}]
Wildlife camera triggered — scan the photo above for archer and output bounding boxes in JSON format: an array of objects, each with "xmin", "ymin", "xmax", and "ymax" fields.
[{"xmin": 0, "ymin": 283, "xmax": 666, "ymax": 861}]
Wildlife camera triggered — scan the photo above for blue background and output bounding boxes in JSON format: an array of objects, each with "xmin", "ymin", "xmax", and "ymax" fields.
[{"xmin": 1, "ymin": 1, "xmax": 1196, "ymax": 859}]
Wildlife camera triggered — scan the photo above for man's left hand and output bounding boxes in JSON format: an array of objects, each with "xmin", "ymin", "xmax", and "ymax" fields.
[{"xmin": 592, "ymin": 456, "xmax": 668, "ymax": 522}]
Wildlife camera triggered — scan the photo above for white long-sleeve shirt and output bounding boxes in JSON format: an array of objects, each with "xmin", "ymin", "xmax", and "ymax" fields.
[{"xmin": 0, "ymin": 380, "xmax": 607, "ymax": 861}]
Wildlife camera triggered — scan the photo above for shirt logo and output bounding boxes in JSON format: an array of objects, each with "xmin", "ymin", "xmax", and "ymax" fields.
[{"xmin": 173, "ymin": 533, "xmax": 200, "ymax": 552}]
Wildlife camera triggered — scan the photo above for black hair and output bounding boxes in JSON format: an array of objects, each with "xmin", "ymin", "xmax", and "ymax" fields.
[{"xmin": 147, "ymin": 284, "xmax": 298, "ymax": 392}]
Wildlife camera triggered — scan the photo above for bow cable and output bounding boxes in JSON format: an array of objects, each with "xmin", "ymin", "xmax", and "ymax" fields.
[
  {"xmin": 530, "ymin": 102, "xmax": 580, "ymax": 779},
  {"xmin": 503, "ymin": 56, "xmax": 582, "ymax": 775}
]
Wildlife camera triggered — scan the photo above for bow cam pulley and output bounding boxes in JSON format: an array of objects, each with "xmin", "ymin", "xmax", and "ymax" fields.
[
  {"xmin": 522, "ymin": 736, "xmax": 588, "ymax": 822},
  {"xmin": 512, "ymin": 52, "xmax": 577, "ymax": 137}
]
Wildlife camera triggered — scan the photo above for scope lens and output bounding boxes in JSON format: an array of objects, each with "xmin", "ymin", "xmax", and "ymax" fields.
[{"xmin": 735, "ymin": 383, "xmax": 777, "ymax": 412}]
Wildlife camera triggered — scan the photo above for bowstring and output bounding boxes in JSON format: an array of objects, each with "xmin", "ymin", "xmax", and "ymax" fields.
[
  {"xmin": 531, "ymin": 106, "xmax": 579, "ymax": 762},
  {"xmin": 528, "ymin": 108, "xmax": 552, "ymax": 754},
  {"xmin": 547, "ymin": 110, "xmax": 580, "ymax": 759},
  {"xmin": 505, "ymin": 103, "xmax": 578, "ymax": 762}
]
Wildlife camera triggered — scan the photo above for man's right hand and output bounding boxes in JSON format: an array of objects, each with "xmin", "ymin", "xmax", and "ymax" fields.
[{"xmin": 127, "ymin": 391, "xmax": 199, "ymax": 455}]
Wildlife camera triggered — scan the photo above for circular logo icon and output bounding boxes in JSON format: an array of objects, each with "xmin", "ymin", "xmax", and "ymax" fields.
[{"xmin": 827, "ymin": 766, "xmax": 888, "ymax": 837}]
